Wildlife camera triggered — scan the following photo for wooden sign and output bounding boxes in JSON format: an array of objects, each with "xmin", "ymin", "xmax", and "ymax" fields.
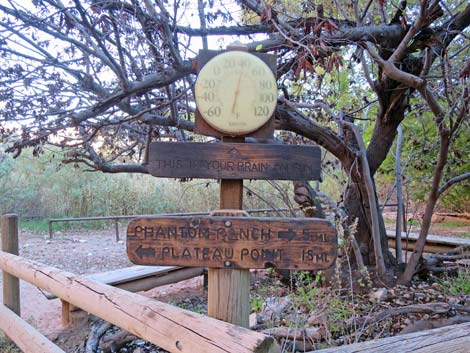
[
  {"xmin": 147, "ymin": 142, "xmax": 321, "ymax": 181},
  {"xmin": 127, "ymin": 216, "xmax": 337, "ymax": 270}
]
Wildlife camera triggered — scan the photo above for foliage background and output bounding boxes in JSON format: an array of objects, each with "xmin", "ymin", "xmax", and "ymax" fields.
[{"xmin": 0, "ymin": 147, "xmax": 298, "ymax": 219}]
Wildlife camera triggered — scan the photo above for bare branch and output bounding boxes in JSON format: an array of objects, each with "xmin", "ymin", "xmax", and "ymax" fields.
[{"xmin": 438, "ymin": 172, "xmax": 470, "ymax": 197}]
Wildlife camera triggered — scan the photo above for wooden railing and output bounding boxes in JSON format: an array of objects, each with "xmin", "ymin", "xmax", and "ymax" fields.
[
  {"xmin": 3, "ymin": 213, "xmax": 469, "ymax": 353},
  {"xmin": 48, "ymin": 207, "xmax": 295, "ymax": 240},
  {"xmin": 315, "ymin": 321, "xmax": 470, "ymax": 353},
  {"xmin": 0, "ymin": 304, "xmax": 65, "ymax": 353},
  {"xmin": 1, "ymin": 214, "xmax": 279, "ymax": 353}
]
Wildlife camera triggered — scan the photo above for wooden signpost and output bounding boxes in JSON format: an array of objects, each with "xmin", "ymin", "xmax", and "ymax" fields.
[
  {"xmin": 127, "ymin": 216, "xmax": 337, "ymax": 269},
  {"xmin": 127, "ymin": 48, "xmax": 336, "ymax": 330},
  {"xmin": 148, "ymin": 142, "xmax": 322, "ymax": 180}
]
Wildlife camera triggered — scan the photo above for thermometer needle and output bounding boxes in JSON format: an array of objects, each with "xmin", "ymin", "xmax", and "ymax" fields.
[{"xmin": 231, "ymin": 73, "xmax": 243, "ymax": 115}]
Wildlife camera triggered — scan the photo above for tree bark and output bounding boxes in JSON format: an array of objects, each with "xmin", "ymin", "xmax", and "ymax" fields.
[
  {"xmin": 395, "ymin": 124, "xmax": 404, "ymax": 263},
  {"xmin": 343, "ymin": 182, "xmax": 395, "ymax": 268},
  {"xmin": 400, "ymin": 131, "xmax": 451, "ymax": 283},
  {"xmin": 277, "ymin": 104, "xmax": 395, "ymax": 270}
]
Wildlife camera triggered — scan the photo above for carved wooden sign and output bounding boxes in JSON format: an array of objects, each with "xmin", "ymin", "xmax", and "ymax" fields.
[
  {"xmin": 147, "ymin": 142, "xmax": 321, "ymax": 181},
  {"xmin": 127, "ymin": 216, "xmax": 337, "ymax": 270}
]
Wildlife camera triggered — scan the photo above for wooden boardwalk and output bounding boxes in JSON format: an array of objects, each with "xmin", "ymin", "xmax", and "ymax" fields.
[
  {"xmin": 387, "ymin": 231, "xmax": 470, "ymax": 253},
  {"xmin": 315, "ymin": 321, "xmax": 470, "ymax": 353}
]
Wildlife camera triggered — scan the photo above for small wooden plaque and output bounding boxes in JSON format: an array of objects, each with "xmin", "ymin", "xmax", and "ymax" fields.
[
  {"xmin": 127, "ymin": 216, "xmax": 337, "ymax": 270},
  {"xmin": 147, "ymin": 142, "xmax": 322, "ymax": 181}
]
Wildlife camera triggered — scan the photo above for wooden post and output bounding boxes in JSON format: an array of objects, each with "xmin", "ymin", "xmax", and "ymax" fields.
[
  {"xmin": 1, "ymin": 214, "xmax": 20, "ymax": 316},
  {"xmin": 208, "ymin": 137, "xmax": 250, "ymax": 328},
  {"xmin": 115, "ymin": 218, "xmax": 120, "ymax": 242},
  {"xmin": 60, "ymin": 299, "xmax": 73, "ymax": 326},
  {"xmin": 48, "ymin": 219, "xmax": 53, "ymax": 239}
]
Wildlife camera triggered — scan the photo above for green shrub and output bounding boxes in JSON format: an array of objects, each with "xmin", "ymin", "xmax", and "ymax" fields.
[{"xmin": 439, "ymin": 269, "xmax": 470, "ymax": 295}]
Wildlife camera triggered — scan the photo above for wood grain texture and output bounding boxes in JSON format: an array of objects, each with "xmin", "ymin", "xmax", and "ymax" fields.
[
  {"xmin": 127, "ymin": 216, "xmax": 337, "ymax": 269},
  {"xmin": 114, "ymin": 267, "xmax": 205, "ymax": 293},
  {"xmin": 314, "ymin": 322, "xmax": 470, "ymax": 353},
  {"xmin": 87, "ymin": 265, "xmax": 178, "ymax": 285},
  {"xmin": 1, "ymin": 214, "xmax": 20, "ymax": 316},
  {"xmin": 44, "ymin": 265, "xmax": 186, "ymax": 299},
  {"xmin": 61, "ymin": 299, "xmax": 72, "ymax": 326},
  {"xmin": 0, "ymin": 251, "xmax": 279, "ymax": 353},
  {"xmin": 208, "ymin": 267, "xmax": 250, "ymax": 327},
  {"xmin": 0, "ymin": 305, "xmax": 65, "ymax": 353},
  {"xmin": 208, "ymin": 172, "xmax": 251, "ymax": 327},
  {"xmin": 147, "ymin": 142, "xmax": 322, "ymax": 181}
]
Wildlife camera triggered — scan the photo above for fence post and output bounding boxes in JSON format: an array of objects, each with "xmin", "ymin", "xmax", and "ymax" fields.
[
  {"xmin": 1, "ymin": 214, "xmax": 20, "ymax": 316},
  {"xmin": 115, "ymin": 219, "xmax": 120, "ymax": 242},
  {"xmin": 49, "ymin": 219, "xmax": 53, "ymax": 239}
]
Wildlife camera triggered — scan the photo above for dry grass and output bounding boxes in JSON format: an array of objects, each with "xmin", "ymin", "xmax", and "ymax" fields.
[{"xmin": 0, "ymin": 332, "xmax": 21, "ymax": 353}]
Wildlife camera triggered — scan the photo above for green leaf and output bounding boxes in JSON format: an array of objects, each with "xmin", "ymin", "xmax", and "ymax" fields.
[
  {"xmin": 315, "ymin": 66, "xmax": 325, "ymax": 75},
  {"xmin": 255, "ymin": 44, "xmax": 263, "ymax": 51}
]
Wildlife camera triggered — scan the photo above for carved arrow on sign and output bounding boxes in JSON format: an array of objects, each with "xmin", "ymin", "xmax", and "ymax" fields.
[
  {"xmin": 228, "ymin": 147, "xmax": 241, "ymax": 158},
  {"xmin": 127, "ymin": 216, "xmax": 337, "ymax": 269},
  {"xmin": 277, "ymin": 229, "xmax": 296, "ymax": 241},
  {"xmin": 136, "ymin": 245, "xmax": 155, "ymax": 259}
]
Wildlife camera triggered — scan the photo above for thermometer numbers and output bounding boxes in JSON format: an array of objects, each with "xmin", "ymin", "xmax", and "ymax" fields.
[{"xmin": 195, "ymin": 51, "xmax": 277, "ymax": 135}]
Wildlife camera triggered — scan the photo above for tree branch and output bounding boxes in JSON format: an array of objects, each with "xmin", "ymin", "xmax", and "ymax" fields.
[
  {"xmin": 438, "ymin": 172, "xmax": 470, "ymax": 197},
  {"xmin": 70, "ymin": 63, "xmax": 194, "ymax": 125},
  {"xmin": 275, "ymin": 103, "xmax": 355, "ymax": 168}
]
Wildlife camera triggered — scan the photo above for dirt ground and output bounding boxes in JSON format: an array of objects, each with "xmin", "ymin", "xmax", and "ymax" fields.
[
  {"xmin": 382, "ymin": 212, "xmax": 470, "ymax": 238},
  {"xmin": 0, "ymin": 228, "xmax": 205, "ymax": 352}
]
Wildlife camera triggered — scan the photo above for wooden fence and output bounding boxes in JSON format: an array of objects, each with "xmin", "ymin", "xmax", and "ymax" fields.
[
  {"xmin": 48, "ymin": 207, "xmax": 295, "ymax": 240},
  {"xmin": 1, "ymin": 214, "xmax": 280, "ymax": 353},
  {"xmin": 47, "ymin": 208, "xmax": 470, "ymax": 255},
  {"xmin": 2, "ymin": 213, "xmax": 469, "ymax": 353}
]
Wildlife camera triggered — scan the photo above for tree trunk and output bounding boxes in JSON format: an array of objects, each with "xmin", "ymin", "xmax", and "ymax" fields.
[
  {"xmin": 293, "ymin": 181, "xmax": 325, "ymax": 218},
  {"xmin": 344, "ymin": 179, "xmax": 395, "ymax": 268}
]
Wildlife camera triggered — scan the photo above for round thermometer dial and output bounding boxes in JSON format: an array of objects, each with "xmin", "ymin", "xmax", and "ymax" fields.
[{"xmin": 195, "ymin": 51, "xmax": 277, "ymax": 135}]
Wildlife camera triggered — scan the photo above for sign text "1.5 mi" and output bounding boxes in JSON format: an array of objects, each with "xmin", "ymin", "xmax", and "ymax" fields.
[{"xmin": 127, "ymin": 216, "xmax": 337, "ymax": 270}]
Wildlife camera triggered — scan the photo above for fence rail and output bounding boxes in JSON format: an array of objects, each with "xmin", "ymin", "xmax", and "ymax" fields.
[
  {"xmin": 48, "ymin": 207, "xmax": 296, "ymax": 240},
  {"xmin": 0, "ymin": 304, "xmax": 65, "ymax": 353},
  {"xmin": 1, "ymin": 214, "xmax": 279, "ymax": 353},
  {"xmin": 0, "ymin": 251, "xmax": 278, "ymax": 353}
]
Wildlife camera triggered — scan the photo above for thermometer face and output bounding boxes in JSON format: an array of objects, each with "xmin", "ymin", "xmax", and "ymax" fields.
[{"xmin": 195, "ymin": 51, "xmax": 277, "ymax": 135}]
